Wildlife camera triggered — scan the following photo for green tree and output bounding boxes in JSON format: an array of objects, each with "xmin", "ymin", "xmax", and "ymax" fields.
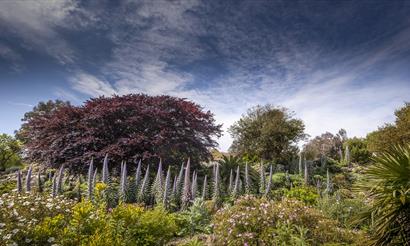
[
  {"xmin": 228, "ymin": 105, "xmax": 306, "ymax": 164},
  {"xmin": 0, "ymin": 134, "xmax": 22, "ymax": 171},
  {"xmin": 16, "ymin": 100, "xmax": 71, "ymax": 143},
  {"xmin": 367, "ymin": 103, "xmax": 410, "ymax": 153},
  {"xmin": 345, "ymin": 137, "xmax": 371, "ymax": 165}
]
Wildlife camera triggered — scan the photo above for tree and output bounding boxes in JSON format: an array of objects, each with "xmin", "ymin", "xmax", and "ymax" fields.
[
  {"xmin": 229, "ymin": 105, "xmax": 306, "ymax": 164},
  {"xmin": 345, "ymin": 137, "xmax": 371, "ymax": 165},
  {"xmin": 16, "ymin": 100, "xmax": 70, "ymax": 143},
  {"xmin": 367, "ymin": 102, "xmax": 410, "ymax": 154},
  {"xmin": 21, "ymin": 94, "xmax": 222, "ymax": 171},
  {"xmin": 0, "ymin": 134, "xmax": 22, "ymax": 171},
  {"xmin": 303, "ymin": 131, "xmax": 344, "ymax": 161}
]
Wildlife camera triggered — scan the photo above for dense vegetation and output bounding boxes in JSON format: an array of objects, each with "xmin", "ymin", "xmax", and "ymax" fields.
[{"xmin": 0, "ymin": 97, "xmax": 409, "ymax": 245}]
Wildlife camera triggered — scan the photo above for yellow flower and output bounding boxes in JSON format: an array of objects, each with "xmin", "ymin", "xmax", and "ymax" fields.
[{"xmin": 95, "ymin": 182, "xmax": 107, "ymax": 192}]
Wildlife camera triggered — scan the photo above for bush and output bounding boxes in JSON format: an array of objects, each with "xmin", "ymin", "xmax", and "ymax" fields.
[
  {"xmin": 283, "ymin": 186, "xmax": 319, "ymax": 205},
  {"xmin": 176, "ymin": 199, "xmax": 212, "ymax": 236},
  {"xmin": 212, "ymin": 195, "xmax": 362, "ymax": 245}
]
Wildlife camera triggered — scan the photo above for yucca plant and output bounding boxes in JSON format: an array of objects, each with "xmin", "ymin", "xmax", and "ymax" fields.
[
  {"xmin": 25, "ymin": 165, "xmax": 32, "ymax": 192},
  {"xmin": 356, "ymin": 145, "xmax": 410, "ymax": 245}
]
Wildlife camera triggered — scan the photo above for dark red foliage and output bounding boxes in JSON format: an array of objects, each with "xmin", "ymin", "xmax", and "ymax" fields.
[{"xmin": 22, "ymin": 94, "xmax": 222, "ymax": 171}]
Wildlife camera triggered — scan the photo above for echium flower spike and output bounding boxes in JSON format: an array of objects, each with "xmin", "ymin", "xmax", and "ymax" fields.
[
  {"xmin": 191, "ymin": 171, "xmax": 198, "ymax": 200},
  {"xmin": 51, "ymin": 173, "xmax": 57, "ymax": 197},
  {"xmin": 56, "ymin": 164, "xmax": 65, "ymax": 194},
  {"xmin": 138, "ymin": 164, "xmax": 150, "ymax": 203},
  {"xmin": 259, "ymin": 162, "xmax": 265, "ymax": 194},
  {"xmin": 212, "ymin": 163, "xmax": 221, "ymax": 206},
  {"xmin": 176, "ymin": 163, "xmax": 184, "ymax": 200},
  {"xmin": 120, "ymin": 162, "xmax": 127, "ymax": 202},
  {"xmin": 232, "ymin": 166, "xmax": 240, "ymax": 198},
  {"xmin": 245, "ymin": 162, "xmax": 251, "ymax": 194},
  {"xmin": 202, "ymin": 175, "xmax": 208, "ymax": 200},
  {"xmin": 163, "ymin": 166, "xmax": 171, "ymax": 207},
  {"xmin": 102, "ymin": 154, "xmax": 109, "ymax": 184},
  {"xmin": 16, "ymin": 170, "xmax": 22, "ymax": 193},
  {"xmin": 182, "ymin": 158, "xmax": 192, "ymax": 209},
  {"xmin": 228, "ymin": 169, "xmax": 233, "ymax": 193},
  {"xmin": 264, "ymin": 165, "xmax": 273, "ymax": 196},
  {"xmin": 92, "ymin": 168, "xmax": 98, "ymax": 187},
  {"xmin": 345, "ymin": 145, "xmax": 350, "ymax": 166},
  {"xmin": 298, "ymin": 152, "xmax": 303, "ymax": 175},
  {"xmin": 325, "ymin": 168, "xmax": 332, "ymax": 194},
  {"xmin": 135, "ymin": 159, "xmax": 142, "ymax": 190},
  {"xmin": 304, "ymin": 158, "xmax": 309, "ymax": 185},
  {"xmin": 152, "ymin": 159, "xmax": 164, "ymax": 204},
  {"xmin": 37, "ymin": 170, "xmax": 43, "ymax": 193},
  {"xmin": 25, "ymin": 165, "xmax": 33, "ymax": 192},
  {"xmin": 87, "ymin": 158, "xmax": 94, "ymax": 200}
]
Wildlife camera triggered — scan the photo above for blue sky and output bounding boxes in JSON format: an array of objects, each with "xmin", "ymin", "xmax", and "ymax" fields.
[{"xmin": 0, "ymin": 0, "xmax": 410, "ymax": 151}]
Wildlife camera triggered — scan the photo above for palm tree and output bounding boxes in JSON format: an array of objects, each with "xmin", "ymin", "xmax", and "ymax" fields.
[{"xmin": 357, "ymin": 145, "xmax": 410, "ymax": 245}]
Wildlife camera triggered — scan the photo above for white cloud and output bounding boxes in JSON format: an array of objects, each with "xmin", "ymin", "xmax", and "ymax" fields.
[{"xmin": 69, "ymin": 72, "xmax": 116, "ymax": 97}]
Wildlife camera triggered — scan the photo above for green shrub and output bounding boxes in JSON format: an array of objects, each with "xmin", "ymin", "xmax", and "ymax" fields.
[
  {"xmin": 212, "ymin": 195, "xmax": 361, "ymax": 245},
  {"xmin": 283, "ymin": 186, "xmax": 319, "ymax": 205},
  {"xmin": 176, "ymin": 198, "xmax": 212, "ymax": 236}
]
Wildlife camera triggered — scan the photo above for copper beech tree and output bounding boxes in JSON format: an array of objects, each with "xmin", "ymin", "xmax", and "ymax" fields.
[{"xmin": 21, "ymin": 94, "xmax": 222, "ymax": 171}]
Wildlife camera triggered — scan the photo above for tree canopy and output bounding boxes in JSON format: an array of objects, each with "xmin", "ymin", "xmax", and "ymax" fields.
[
  {"xmin": 303, "ymin": 130, "xmax": 345, "ymax": 161},
  {"xmin": 228, "ymin": 105, "xmax": 306, "ymax": 164},
  {"xmin": 21, "ymin": 94, "xmax": 222, "ymax": 171},
  {"xmin": 367, "ymin": 102, "xmax": 410, "ymax": 153},
  {"xmin": 0, "ymin": 134, "xmax": 22, "ymax": 171}
]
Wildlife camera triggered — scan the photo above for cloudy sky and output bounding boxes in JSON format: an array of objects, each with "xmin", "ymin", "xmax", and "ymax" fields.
[{"xmin": 1, "ymin": 0, "xmax": 410, "ymax": 151}]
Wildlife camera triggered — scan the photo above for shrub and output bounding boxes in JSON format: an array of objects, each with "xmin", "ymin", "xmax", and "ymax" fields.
[
  {"xmin": 212, "ymin": 195, "xmax": 360, "ymax": 245},
  {"xmin": 283, "ymin": 186, "xmax": 319, "ymax": 205},
  {"xmin": 176, "ymin": 198, "xmax": 212, "ymax": 236}
]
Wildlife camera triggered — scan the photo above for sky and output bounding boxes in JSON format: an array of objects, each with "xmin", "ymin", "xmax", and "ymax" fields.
[{"xmin": 0, "ymin": 0, "xmax": 410, "ymax": 151}]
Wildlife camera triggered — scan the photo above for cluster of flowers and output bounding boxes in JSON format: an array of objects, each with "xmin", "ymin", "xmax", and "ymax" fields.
[{"xmin": 0, "ymin": 192, "xmax": 75, "ymax": 245}]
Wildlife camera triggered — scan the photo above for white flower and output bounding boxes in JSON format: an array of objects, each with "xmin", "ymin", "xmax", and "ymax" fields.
[
  {"xmin": 22, "ymin": 201, "xmax": 30, "ymax": 206},
  {"xmin": 48, "ymin": 237, "xmax": 55, "ymax": 243}
]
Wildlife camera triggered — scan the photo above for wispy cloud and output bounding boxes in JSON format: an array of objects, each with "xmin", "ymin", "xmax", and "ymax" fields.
[{"xmin": 7, "ymin": 101, "xmax": 34, "ymax": 108}]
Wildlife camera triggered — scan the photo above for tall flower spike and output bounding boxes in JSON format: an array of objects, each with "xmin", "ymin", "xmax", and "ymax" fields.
[
  {"xmin": 56, "ymin": 165, "xmax": 65, "ymax": 194},
  {"xmin": 135, "ymin": 159, "xmax": 142, "ymax": 190},
  {"xmin": 119, "ymin": 162, "xmax": 128, "ymax": 202},
  {"xmin": 345, "ymin": 145, "xmax": 350, "ymax": 166},
  {"xmin": 259, "ymin": 162, "xmax": 265, "ymax": 194},
  {"xmin": 87, "ymin": 158, "xmax": 94, "ymax": 200},
  {"xmin": 264, "ymin": 165, "xmax": 273, "ymax": 196},
  {"xmin": 245, "ymin": 162, "xmax": 251, "ymax": 194},
  {"xmin": 191, "ymin": 171, "xmax": 198, "ymax": 200},
  {"xmin": 228, "ymin": 169, "xmax": 233, "ymax": 193},
  {"xmin": 232, "ymin": 165, "xmax": 240, "ymax": 198},
  {"xmin": 138, "ymin": 164, "xmax": 150, "ymax": 203},
  {"xmin": 102, "ymin": 154, "xmax": 109, "ymax": 184},
  {"xmin": 175, "ymin": 163, "xmax": 184, "ymax": 200},
  {"xmin": 16, "ymin": 170, "xmax": 22, "ymax": 193},
  {"xmin": 152, "ymin": 159, "xmax": 164, "ymax": 204},
  {"xmin": 304, "ymin": 158, "xmax": 309, "ymax": 185},
  {"xmin": 182, "ymin": 158, "xmax": 192, "ymax": 209},
  {"xmin": 51, "ymin": 173, "xmax": 57, "ymax": 197},
  {"xmin": 325, "ymin": 168, "xmax": 332, "ymax": 194},
  {"xmin": 212, "ymin": 163, "xmax": 221, "ymax": 205},
  {"xmin": 25, "ymin": 165, "xmax": 33, "ymax": 192},
  {"xmin": 298, "ymin": 152, "xmax": 303, "ymax": 175},
  {"xmin": 37, "ymin": 170, "xmax": 43, "ymax": 193},
  {"xmin": 163, "ymin": 166, "xmax": 171, "ymax": 207},
  {"xmin": 202, "ymin": 175, "xmax": 208, "ymax": 200},
  {"xmin": 92, "ymin": 168, "xmax": 98, "ymax": 187}
]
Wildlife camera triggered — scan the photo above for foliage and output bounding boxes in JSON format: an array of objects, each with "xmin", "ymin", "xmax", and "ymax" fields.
[
  {"xmin": 176, "ymin": 198, "xmax": 212, "ymax": 236},
  {"xmin": 367, "ymin": 102, "xmax": 410, "ymax": 154},
  {"xmin": 356, "ymin": 145, "xmax": 410, "ymax": 245},
  {"xmin": 212, "ymin": 195, "xmax": 360, "ymax": 245},
  {"xmin": 228, "ymin": 104, "xmax": 306, "ymax": 163},
  {"xmin": 21, "ymin": 94, "xmax": 222, "ymax": 171},
  {"xmin": 0, "ymin": 134, "xmax": 22, "ymax": 171},
  {"xmin": 0, "ymin": 193, "xmax": 75, "ymax": 245},
  {"xmin": 303, "ymin": 130, "xmax": 346, "ymax": 161},
  {"xmin": 283, "ymin": 186, "xmax": 319, "ymax": 205}
]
